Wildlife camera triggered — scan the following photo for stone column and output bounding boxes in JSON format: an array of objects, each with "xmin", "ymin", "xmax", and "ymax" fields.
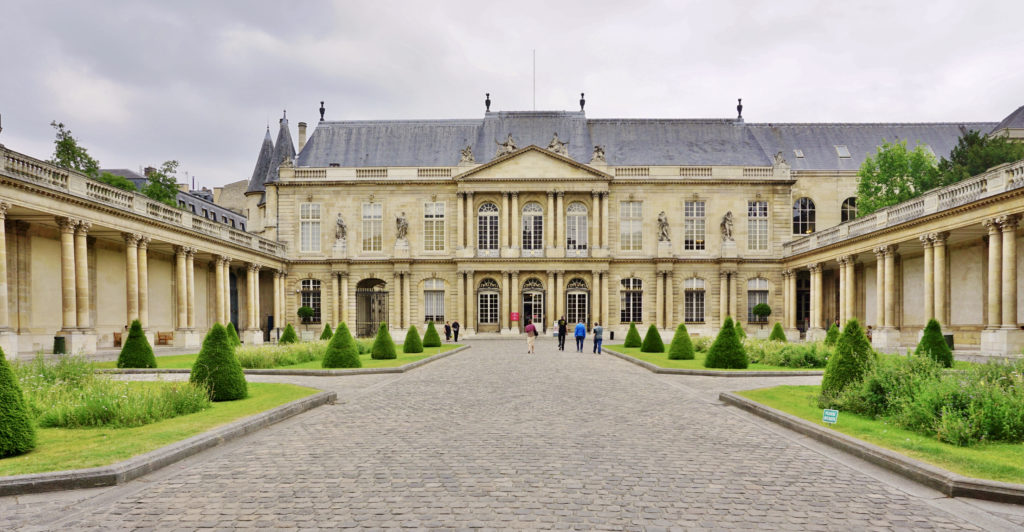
[
  {"xmin": 985, "ymin": 219, "xmax": 1002, "ymax": 329},
  {"xmin": 933, "ymin": 232, "xmax": 949, "ymax": 326},
  {"xmin": 138, "ymin": 237, "xmax": 150, "ymax": 329},
  {"xmin": 186, "ymin": 248, "xmax": 196, "ymax": 329},
  {"xmin": 466, "ymin": 270, "xmax": 475, "ymax": 334},
  {"xmin": 123, "ymin": 233, "xmax": 140, "ymax": 326},
  {"xmin": 554, "ymin": 271, "xmax": 564, "ymax": 324},
  {"xmin": 844, "ymin": 257, "xmax": 856, "ymax": 323},
  {"xmin": 75, "ymin": 222, "xmax": 91, "ymax": 329},
  {"xmin": 780, "ymin": 271, "xmax": 789, "ymax": 329},
  {"xmin": 511, "ymin": 271, "xmax": 520, "ymax": 329},
  {"xmin": 729, "ymin": 271, "xmax": 738, "ymax": 322},
  {"xmin": 222, "ymin": 259, "xmax": 232, "ymax": 325},
  {"xmin": 501, "ymin": 192, "xmax": 510, "ymax": 249},
  {"xmin": 547, "ymin": 271, "xmax": 555, "ymax": 329},
  {"xmin": 466, "ymin": 192, "xmax": 476, "ymax": 253},
  {"xmin": 601, "ymin": 271, "xmax": 609, "ymax": 327},
  {"xmin": 272, "ymin": 271, "xmax": 281, "ymax": 332},
  {"xmin": 456, "ymin": 192, "xmax": 465, "ymax": 250},
  {"xmin": 655, "ymin": 271, "xmax": 664, "ymax": 329},
  {"xmin": 403, "ymin": 272, "xmax": 411, "ymax": 329},
  {"xmin": 340, "ymin": 273, "xmax": 349, "ymax": 326},
  {"xmin": 391, "ymin": 272, "xmax": 399, "ymax": 329},
  {"xmin": 1001, "ymin": 216, "xmax": 1019, "ymax": 328},
  {"xmin": 592, "ymin": 271, "xmax": 602, "ymax": 327},
  {"xmin": 456, "ymin": 271, "xmax": 466, "ymax": 326},
  {"xmin": 665, "ymin": 270, "xmax": 674, "ymax": 328},
  {"xmin": 920, "ymin": 235, "xmax": 934, "ymax": 322},
  {"xmin": 511, "ymin": 192, "xmax": 520, "ymax": 250},
  {"xmin": 174, "ymin": 246, "xmax": 188, "ymax": 330},
  {"xmin": 786, "ymin": 271, "xmax": 796, "ymax": 330},
  {"xmin": 875, "ymin": 247, "xmax": 886, "ymax": 329},
  {"xmin": 331, "ymin": 273, "xmax": 340, "ymax": 326},
  {"xmin": 555, "ymin": 192, "xmax": 565, "ymax": 250},
  {"xmin": 57, "ymin": 217, "xmax": 78, "ymax": 330},
  {"xmin": 719, "ymin": 271, "xmax": 729, "ymax": 322},
  {"xmin": 808, "ymin": 263, "xmax": 821, "ymax": 332},
  {"xmin": 254, "ymin": 266, "xmax": 262, "ymax": 333},
  {"xmin": 501, "ymin": 270, "xmax": 510, "ymax": 333},
  {"xmin": 601, "ymin": 192, "xmax": 609, "ymax": 249},
  {"xmin": 245, "ymin": 265, "xmax": 256, "ymax": 330},
  {"xmin": 590, "ymin": 192, "xmax": 599, "ymax": 252},
  {"xmin": 837, "ymin": 258, "xmax": 847, "ymax": 326},
  {"xmin": 546, "ymin": 192, "xmax": 555, "ymax": 251},
  {"xmin": 215, "ymin": 257, "xmax": 226, "ymax": 324},
  {"xmin": 884, "ymin": 246, "xmax": 897, "ymax": 329},
  {"xmin": 0, "ymin": 203, "xmax": 13, "ymax": 356}
]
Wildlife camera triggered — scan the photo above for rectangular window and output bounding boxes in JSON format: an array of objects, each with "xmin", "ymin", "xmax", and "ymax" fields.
[
  {"xmin": 619, "ymin": 201, "xmax": 642, "ymax": 251},
  {"xmin": 362, "ymin": 202, "xmax": 383, "ymax": 252},
  {"xmin": 478, "ymin": 293, "xmax": 498, "ymax": 323},
  {"xmin": 424, "ymin": 202, "xmax": 445, "ymax": 251},
  {"xmin": 683, "ymin": 201, "xmax": 705, "ymax": 251},
  {"xmin": 747, "ymin": 200, "xmax": 768, "ymax": 251},
  {"xmin": 619, "ymin": 278, "xmax": 643, "ymax": 323},
  {"xmin": 424, "ymin": 290, "xmax": 444, "ymax": 322},
  {"xmin": 747, "ymin": 278, "xmax": 769, "ymax": 323},
  {"xmin": 300, "ymin": 203, "xmax": 321, "ymax": 252},
  {"xmin": 684, "ymin": 278, "xmax": 705, "ymax": 323},
  {"xmin": 300, "ymin": 279, "xmax": 322, "ymax": 323}
]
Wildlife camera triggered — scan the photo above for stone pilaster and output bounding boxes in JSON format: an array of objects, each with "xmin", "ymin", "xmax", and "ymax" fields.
[
  {"xmin": 57, "ymin": 216, "xmax": 78, "ymax": 331},
  {"xmin": 665, "ymin": 270, "xmax": 673, "ymax": 328},
  {"xmin": 74, "ymin": 221, "xmax": 92, "ymax": 331},
  {"xmin": 510, "ymin": 192, "xmax": 520, "ymax": 251},
  {"xmin": 932, "ymin": 231, "xmax": 949, "ymax": 327},
  {"xmin": 403, "ymin": 271, "xmax": 411, "ymax": 329},
  {"xmin": 655, "ymin": 270, "xmax": 664, "ymax": 329},
  {"xmin": 837, "ymin": 257, "xmax": 847, "ymax": 326},
  {"xmin": 242, "ymin": 263, "xmax": 264, "ymax": 345},
  {"xmin": 185, "ymin": 248, "xmax": 196, "ymax": 330},
  {"xmin": 844, "ymin": 256, "xmax": 856, "ymax": 323},
  {"xmin": 920, "ymin": 235, "xmax": 934, "ymax": 322},
  {"xmin": 501, "ymin": 192, "xmax": 510, "ymax": 250},
  {"xmin": 500, "ymin": 270, "xmax": 511, "ymax": 334},
  {"xmin": 511, "ymin": 270, "xmax": 520, "ymax": 330},
  {"xmin": 719, "ymin": 271, "xmax": 729, "ymax": 323},
  {"xmin": 391, "ymin": 272, "xmax": 399, "ymax": 330},
  {"xmin": 340, "ymin": 273, "xmax": 349, "ymax": 326},
  {"xmin": 546, "ymin": 192, "xmax": 555, "ymax": 253},
  {"xmin": 466, "ymin": 192, "xmax": 475, "ymax": 254},
  {"xmin": 555, "ymin": 192, "xmax": 564, "ymax": 254},
  {"xmin": 123, "ymin": 232, "xmax": 140, "ymax": 326},
  {"xmin": 138, "ymin": 237, "xmax": 150, "ymax": 330},
  {"xmin": 546, "ymin": 271, "xmax": 555, "ymax": 329},
  {"xmin": 0, "ymin": 203, "xmax": 15, "ymax": 356},
  {"xmin": 601, "ymin": 192, "xmax": 609, "ymax": 250},
  {"xmin": 456, "ymin": 192, "xmax": 465, "ymax": 250},
  {"xmin": 331, "ymin": 272, "xmax": 340, "ymax": 327},
  {"xmin": 1000, "ymin": 216, "xmax": 1019, "ymax": 328},
  {"xmin": 465, "ymin": 270, "xmax": 475, "ymax": 335}
]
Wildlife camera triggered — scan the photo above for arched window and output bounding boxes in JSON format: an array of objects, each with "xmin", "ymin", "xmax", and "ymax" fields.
[
  {"xmin": 423, "ymin": 278, "xmax": 445, "ymax": 323},
  {"xmin": 521, "ymin": 202, "xmax": 543, "ymax": 251},
  {"xmin": 300, "ymin": 279, "xmax": 322, "ymax": 323},
  {"xmin": 684, "ymin": 277, "xmax": 705, "ymax": 323},
  {"xmin": 522, "ymin": 277, "xmax": 544, "ymax": 292},
  {"xmin": 620, "ymin": 278, "xmax": 643, "ymax": 323},
  {"xmin": 841, "ymin": 197, "xmax": 857, "ymax": 223},
  {"xmin": 477, "ymin": 202, "xmax": 499, "ymax": 254},
  {"xmin": 792, "ymin": 197, "xmax": 816, "ymax": 234},
  {"xmin": 747, "ymin": 278, "xmax": 769, "ymax": 323},
  {"xmin": 566, "ymin": 202, "xmax": 588, "ymax": 255},
  {"xmin": 478, "ymin": 278, "xmax": 499, "ymax": 324},
  {"xmin": 566, "ymin": 277, "xmax": 590, "ymax": 326}
]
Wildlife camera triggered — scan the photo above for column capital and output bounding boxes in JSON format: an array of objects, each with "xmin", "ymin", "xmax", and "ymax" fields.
[
  {"xmin": 185, "ymin": 247, "xmax": 198, "ymax": 257},
  {"xmin": 719, "ymin": 270, "xmax": 731, "ymax": 279},
  {"xmin": 248, "ymin": 263, "xmax": 261, "ymax": 272},
  {"xmin": 839, "ymin": 254, "xmax": 855, "ymax": 264},
  {"xmin": 74, "ymin": 220, "xmax": 92, "ymax": 235},
  {"xmin": 919, "ymin": 234, "xmax": 934, "ymax": 247},
  {"xmin": 874, "ymin": 244, "xmax": 898, "ymax": 256},
  {"xmin": 174, "ymin": 245, "xmax": 188, "ymax": 256},
  {"xmin": 510, "ymin": 191, "xmax": 519, "ymax": 198},
  {"xmin": 996, "ymin": 214, "xmax": 1020, "ymax": 231},
  {"xmin": 0, "ymin": 201, "xmax": 10, "ymax": 219},
  {"xmin": 137, "ymin": 236, "xmax": 151, "ymax": 249},
  {"xmin": 547, "ymin": 191, "xmax": 555, "ymax": 198},
  {"xmin": 929, "ymin": 231, "xmax": 950, "ymax": 244},
  {"xmin": 807, "ymin": 262, "xmax": 821, "ymax": 273},
  {"xmin": 984, "ymin": 217, "xmax": 1002, "ymax": 233},
  {"xmin": 217, "ymin": 254, "xmax": 230, "ymax": 264},
  {"xmin": 556, "ymin": 191, "xmax": 565, "ymax": 198},
  {"xmin": 56, "ymin": 216, "xmax": 79, "ymax": 234},
  {"xmin": 591, "ymin": 190, "xmax": 600, "ymax": 198},
  {"xmin": 465, "ymin": 190, "xmax": 474, "ymax": 198},
  {"xmin": 122, "ymin": 232, "xmax": 141, "ymax": 246},
  {"xmin": 836, "ymin": 256, "xmax": 847, "ymax": 266},
  {"xmin": 781, "ymin": 269, "xmax": 791, "ymax": 278}
]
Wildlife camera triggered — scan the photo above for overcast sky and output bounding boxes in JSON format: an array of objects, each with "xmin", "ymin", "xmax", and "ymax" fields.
[{"xmin": 2, "ymin": 0, "xmax": 1022, "ymax": 188}]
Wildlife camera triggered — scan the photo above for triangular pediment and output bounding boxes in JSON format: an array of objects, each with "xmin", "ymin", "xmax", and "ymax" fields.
[{"xmin": 456, "ymin": 145, "xmax": 612, "ymax": 181}]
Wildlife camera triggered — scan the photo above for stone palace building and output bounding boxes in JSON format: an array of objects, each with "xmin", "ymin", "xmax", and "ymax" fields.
[{"xmin": 1, "ymin": 100, "xmax": 1023, "ymax": 356}]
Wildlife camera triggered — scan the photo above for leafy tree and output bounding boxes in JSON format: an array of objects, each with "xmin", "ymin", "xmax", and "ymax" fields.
[
  {"xmin": 752, "ymin": 303, "xmax": 772, "ymax": 328},
  {"xmin": 226, "ymin": 322, "xmax": 241, "ymax": 347},
  {"xmin": 623, "ymin": 323, "xmax": 642, "ymax": 348},
  {"xmin": 371, "ymin": 323, "xmax": 397, "ymax": 359},
  {"xmin": 422, "ymin": 322, "xmax": 441, "ymax": 347},
  {"xmin": 97, "ymin": 171, "xmax": 137, "ymax": 192},
  {"xmin": 769, "ymin": 322, "xmax": 787, "ymax": 342},
  {"xmin": 915, "ymin": 319, "xmax": 953, "ymax": 368},
  {"xmin": 403, "ymin": 325, "xmax": 424, "ymax": 353},
  {"xmin": 190, "ymin": 323, "xmax": 247, "ymax": 401},
  {"xmin": 856, "ymin": 139, "xmax": 939, "ymax": 216},
  {"xmin": 641, "ymin": 324, "xmax": 665, "ymax": 353},
  {"xmin": 49, "ymin": 121, "xmax": 99, "ymax": 177},
  {"xmin": 704, "ymin": 317, "xmax": 748, "ymax": 369},
  {"xmin": 322, "ymin": 323, "xmax": 361, "ymax": 368},
  {"xmin": 935, "ymin": 130, "xmax": 1024, "ymax": 187},
  {"xmin": 279, "ymin": 323, "xmax": 297, "ymax": 344},
  {"xmin": 320, "ymin": 323, "xmax": 333, "ymax": 341},
  {"xmin": 667, "ymin": 323, "xmax": 695, "ymax": 360},
  {"xmin": 824, "ymin": 323, "xmax": 840, "ymax": 346},
  {"xmin": 141, "ymin": 160, "xmax": 181, "ymax": 208},
  {"xmin": 820, "ymin": 319, "xmax": 875, "ymax": 407},
  {"xmin": 0, "ymin": 346, "xmax": 37, "ymax": 457},
  {"xmin": 117, "ymin": 320, "xmax": 157, "ymax": 368}
]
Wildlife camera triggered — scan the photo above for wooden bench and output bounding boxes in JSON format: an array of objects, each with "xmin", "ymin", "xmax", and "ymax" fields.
[
  {"xmin": 156, "ymin": 331, "xmax": 174, "ymax": 345},
  {"xmin": 113, "ymin": 332, "xmax": 122, "ymax": 347}
]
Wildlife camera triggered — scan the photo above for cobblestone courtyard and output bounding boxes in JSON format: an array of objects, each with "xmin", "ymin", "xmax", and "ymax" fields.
[{"xmin": 4, "ymin": 339, "xmax": 1024, "ymax": 530}]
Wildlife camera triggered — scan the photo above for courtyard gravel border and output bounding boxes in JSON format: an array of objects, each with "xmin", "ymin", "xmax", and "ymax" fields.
[
  {"xmin": 98, "ymin": 344, "xmax": 469, "ymax": 376},
  {"xmin": 720, "ymin": 391, "xmax": 1024, "ymax": 505},
  {"xmin": 603, "ymin": 347, "xmax": 824, "ymax": 377},
  {"xmin": 0, "ymin": 390, "xmax": 337, "ymax": 497}
]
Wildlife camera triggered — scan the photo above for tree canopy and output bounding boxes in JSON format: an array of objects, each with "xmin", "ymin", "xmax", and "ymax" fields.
[
  {"xmin": 49, "ymin": 121, "xmax": 100, "ymax": 177},
  {"xmin": 141, "ymin": 160, "xmax": 181, "ymax": 208},
  {"xmin": 856, "ymin": 139, "xmax": 939, "ymax": 216},
  {"xmin": 935, "ymin": 130, "xmax": 1024, "ymax": 187}
]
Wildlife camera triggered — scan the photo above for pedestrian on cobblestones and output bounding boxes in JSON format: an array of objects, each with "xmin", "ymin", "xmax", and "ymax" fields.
[
  {"xmin": 557, "ymin": 316, "xmax": 568, "ymax": 351},
  {"xmin": 452, "ymin": 320, "xmax": 460, "ymax": 342},
  {"xmin": 524, "ymin": 319, "xmax": 537, "ymax": 354},
  {"xmin": 444, "ymin": 321, "xmax": 452, "ymax": 342},
  {"xmin": 592, "ymin": 321, "xmax": 603, "ymax": 354},
  {"xmin": 574, "ymin": 320, "xmax": 586, "ymax": 352}
]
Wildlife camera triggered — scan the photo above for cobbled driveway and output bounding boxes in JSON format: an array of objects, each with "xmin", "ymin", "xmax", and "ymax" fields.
[{"xmin": 4, "ymin": 338, "xmax": 1023, "ymax": 530}]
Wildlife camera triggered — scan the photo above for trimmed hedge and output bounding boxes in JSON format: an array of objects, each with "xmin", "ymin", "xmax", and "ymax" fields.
[
  {"xmin": 322, "ymin": 322, "xmax": 362, "ymax": 368},
  {"xmin": 623, "ymin": 323, "xmax": 642, "ymax": 348},
  {"xmin": 279, "ymin": 323, "xmax": 297, "ymax": 344},
  {"xmin": 820, "ymin": 318, "xmax": 875, "ymax": 407},
  {"xmin": 915, "ymin": 319, "xmax": 952, "ymax": 368},
  {"xmin": 117, "ymin": 320, "xmax": 157, "ymax": 368},
  {"xmin": 667, "ymin": 323, "xmax": 695, "ymax": 360},
  {"xmin": 403, "ymin": 325, "xmax": 424, "ymax": 354},
  {"xmin": 423, "ymin": 322, "xmax": 441, "ymax": 347},
  {"xmin": 768, "ymin": 322, "xmax": 787, "ymax": 342},
  {"xmin": 371, "ymin": 323, "xmax": 397, "ymax": 360},
  {"xmin": 641, "ymin": 324, "xmax": 664, "ymax": 353},
  {"xmin": 0, "ymin": 347, "xmax": 36, "ymax": 457},
  {"xmin": 704, "ymin": 317, "xmax": 748, "ymax": 369},
  {"xmin": 734, "ymin": 322, "xmax": 747, "ymax": 339},
  {"xmin": 226, "ymin": 322, "xmax": 241, "ymax": 347},
  {"xmin": 190, "ymin": 323, "xmax": 247, "ymax": 401},
  {"xmin": 320, "ymin": 323, "xmax": 334, "ymax": 341},
  {"xmin": 824, "ymin": 323, "xmax": 840, "ymax": 346}
]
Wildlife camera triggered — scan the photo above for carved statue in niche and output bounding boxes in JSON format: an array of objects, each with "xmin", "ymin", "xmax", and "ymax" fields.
[
  {"xmin": 335, "ymin": 213, "xmax": 347, "ymax": 241},
  {"xmin": 459, "ymin": 145, "xmax": 475, "ymax": 164},
  {"xmin": 591, "ymin": 145, "xmax": 606, "ymax": 164},
  {"xmin": 721, "ymin": 211, "xmax": 735, "ymax": 241},
  {"xmin": 495, "ymin": 134, "xmax": 517, "ymax": 157},
  {"xmin": 396, "ymin": 212, "xmax": 409, "ymax": 240},
  {"xmin": 773, "ymin": 151, "xmax": 787, "ymax": 166},
  {"xmin": 547, "ymin": 132, "xmax": 568, "ymax": 156},
  {"xmin": 657, "ymin": 211, "xmax": 670, "ymax": 242}
]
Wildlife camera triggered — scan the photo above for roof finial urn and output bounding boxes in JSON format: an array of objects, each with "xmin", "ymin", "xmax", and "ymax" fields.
[
  {"xmin": 319, "ymin": 101, "xmax": 325, "ymax": 122},
  {"xmin": 736, "ymin": 98, "xmax": 743, "ymax": 120},
  {"xmin": 485, "ymin": 93, "xmax": 491, "ymax": 113},
  {"xmin": 580, "ymin": 92, "xmax": 586, "ymax": 112}
]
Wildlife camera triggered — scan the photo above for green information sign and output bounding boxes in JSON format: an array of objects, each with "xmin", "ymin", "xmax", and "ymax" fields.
[{"xmin": 823, "ymin": 409, "xmax": 839, "ymax": 424}]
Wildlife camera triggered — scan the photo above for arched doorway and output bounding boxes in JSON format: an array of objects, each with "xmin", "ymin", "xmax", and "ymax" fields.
[
  {"xmin": 521, "ymin": 277, "xmax": 545, "ymax": 333},
  {"xmin": 356, "ymin": 278, "xmax": 389, "ymax": 337},
  {"xmin": 477, "ymin": 278, "xmax": 500, "ymax": 333},
  {"xmin": 566, "ymin": 277, "xmax": 590, "ymax": 329}
]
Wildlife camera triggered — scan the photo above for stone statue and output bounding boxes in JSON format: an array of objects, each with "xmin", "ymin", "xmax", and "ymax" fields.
[
  {"xmin": 459, "ymin": 145, "xmax": 475, "ymax": 164},
  {"xmin": 773, "ymin": 151, "xmax": 787, "ymax": 166},
  {"xmin": 396, "ymin": 212, "xmax": 409, "ymax": 240},
  {"xmin": 335, "ymin": 213, "xmax": 347, "ymax": 241},
  {"xmin": 547, "ymin": 132, "xmax": 569, "ymax": 156},
  {"xmin": 721, "ymin": 211, "xmax": 734, "ymax": 242},
  {"xmin": 657, "ymin": 211, "xmax": 670, "ymax": 242},
  {"xmin": 495, "ymin": 134, "xmax": 517, "ymax": 157},
  {"xmin": 590, "ymin": 145, "xmax": 606, "ymax": 164},
  {"xmin": 280, "ymin": 154, "xmax": 294, "ymax": 168}
]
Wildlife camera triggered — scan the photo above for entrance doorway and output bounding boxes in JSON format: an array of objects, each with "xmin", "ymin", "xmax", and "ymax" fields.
[
  {"xmin": 796, "ymin": 272, "xmax": 810, "ymax": 334},
  {"xmin": 477, "ymin": 278, "xmax": 500, "ymax": 333},
  {"xmin": 356, "ymin": 278, "xmax": 389, "ymax": 338},
  {"xmin": 566, "ymin": 277, "xmax": 590, "ymax": 330},
  {"xmin": 521, "ymin": 277, "xmax": 545, "ymax": 333}
]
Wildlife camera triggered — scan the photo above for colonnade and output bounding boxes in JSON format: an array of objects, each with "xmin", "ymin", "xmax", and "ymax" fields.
[{"xmin": 984, "ymin": 215, "xmax": 1020, "ymax": 330}]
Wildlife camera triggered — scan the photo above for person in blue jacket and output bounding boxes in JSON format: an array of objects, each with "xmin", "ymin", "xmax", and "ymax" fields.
[{"xmin": 573, "ymin": 320, "xmax": 586, "ymax": 352}]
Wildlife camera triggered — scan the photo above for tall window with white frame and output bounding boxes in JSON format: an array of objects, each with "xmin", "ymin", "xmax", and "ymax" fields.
[
  {"xmin": 477, "ymin": 202, "xmax": 499, "ymax": 254},
  {"xmin": 684, "ymin": 277, "xmax": 705, "ymax": 323},
  {"xmin": 683, "ymin": 200, "xmax": 705, "ymax": 250},
  {"xmin": 620, "ymin": 277, "xmax": 643, "ymax": 323},
  {"xmin": 362, "ymin": 202, "xmax": 383, "ymax": 252},
  {"xmin": 841, "ymin": 197, "xmax": 857, "ymax": 223},
  {"xmin": 299, "ymin": 279, "xmax": 322, "ymax": 323},
  {"xmin": 565, "ymin": 202, "xmax": 588, "ymax": 255},
  {"xmin": 747, "ymin": 278, "xmax": 769, "ymax": 324},
  {"xmin": 424, "ymin": 201, "xmax": 445, "ymax": 251},
  {"xmin": 423, "ymin": 278, "xmax": 444, "ymax": 323},
  {"xmin": 793, "ymin": 197, "xmax": 815, "ymax": 234},
  {"xmin": 521, "ymin": 202, "xmax": 543, "ymax": 252},
  {"xmin": 619, "ymin": 201, "xmax": 642, "ymax": 251},
  {"xmin": 299, "ymin": 203, "xmax": 321, "ymax": 253},
  {"xmin": 747, "ymin": 200, "xmax": 768, "ymax": 251},
  {"xmin": 478, "ymin": 278, "xmax": 499, "ymax": 325}
]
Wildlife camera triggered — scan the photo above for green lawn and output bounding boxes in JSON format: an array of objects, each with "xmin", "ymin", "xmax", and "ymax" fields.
[
  {"xmin": 738, "ymin": 385, "xmax": 1024, "ymax": 484},
  {"xmin": 95, "ymin": 344, "xmax": 462, "ymax": 370},
  {"xmin": 604, "ymin": 344, "xmax": 820, "ymax": 371},
  {"xmin": 0, "ymin": 382, "xmax": 318, "ymax": 476}
]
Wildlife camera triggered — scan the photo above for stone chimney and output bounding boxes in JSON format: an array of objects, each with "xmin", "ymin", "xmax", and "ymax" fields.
[
  {"xmin": 144, "ymin": 166, "xmax": 156, "ymax": 177},
  {"xmin": 298, "ymin": 122, "xmax": 307, "ymax": 152}
]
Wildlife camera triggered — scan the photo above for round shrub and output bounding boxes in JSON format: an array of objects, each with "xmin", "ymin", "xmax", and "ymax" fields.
[
  {"xmin": 640, "ymin": 324, "xmax": 665, "ymax": 353},
  {"xmin": 117, "ymin": 320, "xmax": 157, "ymax": 368},
  {"xmin": 320, "ymin": 323, "xmax": 334, "ymax": 341},
  {"xmin": 915, "ymin": 319, "xmax": 952, "ymax": 368},
  {"xmin": 768, "ymin": 322, "xmax": 787, "ymax": 342},
  {"xmin": 704, "ymin": 317, "xmax": 748, "ymax": 369},
  {"xmin": 279, "ymin": 323, "xmax": 297, "ymax": 344},
  {"xmin": 403, "ymin": 325, "xmax": 424, "ymax": 354},
  {"xmin": 322, "ymin": 323, "xmax": 361, "ymax": 368},
  {"xmin": 623, "ymin": 323, "xmax": 642, "ymax": 348},
  {"xmin": 752, "ymin": 303, "xmax": 772, "ymax": 324},
  {"xmin": 423, "ymin": 322, "xmax": 441, "ymax": 348},
  {"xmin": 667, "ymin": 323, "xmax": 695, "ymax": 360},
  {"xmin": 226, "ymin": 322, "xmax": 241, "ymax": 347},
  {"xmin": 190, "ymin": 323, "xmax": 248, "ymax": 401},
  {"xmin": 820, "ymin": 319, "xmax": 875, "ymax": 407},
  {"xmin": 297, "ymin": 306, "xmax": 314, "ymax": 324},
  {"xmin": 824, "ymin": 323, "xmax": 840, "ymax": 346},
  {"xmin": 371, "ymin": 322, "xmax": 397, "ymax": 359},
  {"xmin": 0, "ymin": 347, "xmax": 36, "ymax": 457}
]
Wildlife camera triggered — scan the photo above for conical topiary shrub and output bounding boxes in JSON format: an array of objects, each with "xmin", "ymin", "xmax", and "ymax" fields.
[
  {"xmin": 769, "ymin": 322, "xmax": 787, "ymax": 342},
  {"xmin": 403, "ymin": 325, "xmax": 424, "ymax": 354},
  {"xmin": 190, "ymin": 323, "xmax": 248, "ymax": 401},
  {"xmin": 322, "ymin": 322, "xmax": 362, "ymax": 368},
  {"xmin": 117, "ymin": 319, "xmax": 157, "ymax": 368},
  {"xmin": 641, "ymin": 324, "xmax": 665, "ymax": 353},
  {"xmin": 824, "ymin": 323, "xmax": 839, "ymax": 346},
  {"xmin": 320, "ymin": 323, "xmax": 333, "ymax": 341},
  {"xmin": 279, "ymin": 323, "xmax": 297, "ymax": 344},
  {"xmin": 371, "ymin": 322, "xmax": 397, "ymax": 359},
  {"xmin": 735, "ymin": 322, "xmax": 747, "ymax": 339},
  {"xmin": 667, "ymin": 323, "xmax": 695, "ymax": 360},
  {"xmin": 623, "ymin": 323, "xmax": 642, "ymax": 348},
  {"xmin": 820, "ymin": 319, "xmax": 875, "ymax": 407},
  {"xmin": 226, "ymin": 322, "xmax": 241, "ymax": 347},
  {"xmin": 423, "ymin": 322, "xmax": 441, "ymax": 347},
  {"xmin": 0, "ymin": 347, "xmax": 36, "ymax": 458},
  {"xmin": 915, "ymin": 319, "xmax": 952, "ymax": 368},
  {"xmin": 704, "ymin": 317, "xmax": 748, "ymax": 369}
]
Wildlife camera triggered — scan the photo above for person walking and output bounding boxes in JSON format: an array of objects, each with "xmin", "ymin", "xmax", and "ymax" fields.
[
  {"xmin": 592, "ymin": 321, "xmax": 603, "ymax": 354},
  {"xmin": 524, "ymin": 319, "xmax": 537, "ymax": 354},
  {"xmin": 557, "ymin": 316, "xmax": 567, "ymax": 351},
  {"xmin": 443, "ymin": 321, "xmax": 452, "ymax": 342},
  {"xmin": 452, "ymin": 320, "xmax": 460, "ymax": 342},
  {"xmin": 574, "ymin": 320, "xmax": 586, "ymax": 352}
]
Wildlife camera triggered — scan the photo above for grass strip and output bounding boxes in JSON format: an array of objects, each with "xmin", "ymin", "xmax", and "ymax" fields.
[
  {"xmin": 604, "ymin": 344, "xmax": 819, "ymax": 371},
  {"xmin": 95, "ymin": 344, "xmax": 461, "ymax": 370}
]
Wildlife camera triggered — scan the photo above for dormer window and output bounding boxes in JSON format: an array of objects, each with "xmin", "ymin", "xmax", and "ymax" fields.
[
  {"xmin": 793, "ymin": 149, "xmax": 804, "ymax": 158},
  {"xmin": 835, "ymin": 145, "xmax": 851, "ymax": 158}
]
